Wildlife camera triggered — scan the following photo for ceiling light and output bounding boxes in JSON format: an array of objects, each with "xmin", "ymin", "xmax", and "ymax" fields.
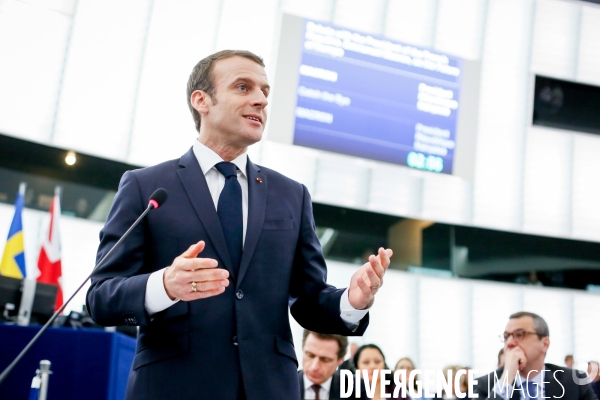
[{"xmin": 65, "ymin": 151, "xmax": 77, "ymax": 166}]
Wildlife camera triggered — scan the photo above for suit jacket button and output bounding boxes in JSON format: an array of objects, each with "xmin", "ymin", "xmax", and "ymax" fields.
[
  {"xmin": 232, "ymin": 336, "xmax": 238, "ymax": 346},
  {"xmin": 235, "ymin": 290, "xmax": 244, "ymax": 300}
]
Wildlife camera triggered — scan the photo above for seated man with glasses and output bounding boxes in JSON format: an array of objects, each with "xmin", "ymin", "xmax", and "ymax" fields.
[{"xmin": 472, "ymin": 311, "xmax": 597, "ymax": 399}]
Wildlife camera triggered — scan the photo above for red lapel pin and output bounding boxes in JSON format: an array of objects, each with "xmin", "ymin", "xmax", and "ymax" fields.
[{"xmin": 256, "ymin": 178, "xmax": 262, "ymax": 183}]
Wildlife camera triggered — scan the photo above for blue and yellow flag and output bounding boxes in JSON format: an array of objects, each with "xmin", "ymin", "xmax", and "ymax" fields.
[{"xmin": 0, "ymin": 188, "xmax": 26, "ymax": 278}]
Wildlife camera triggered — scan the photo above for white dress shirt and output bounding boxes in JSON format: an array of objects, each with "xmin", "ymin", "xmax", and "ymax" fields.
[
  {"xmin": 492, "ymin": 367, "xmax": 545, "ymax": 400},
  {"xmin": 144, "ymin": 140, "xmax": 369, "ymax": 327},
  {"xmin": 304, "ymin": 374, "xmax": 332, "ymax": 399}
]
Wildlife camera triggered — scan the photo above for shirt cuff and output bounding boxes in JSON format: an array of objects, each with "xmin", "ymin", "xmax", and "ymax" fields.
[
  {"xmin": 339, "ymin": 288, "xmax": 370, "ymax": 327},
  {"xmin": 145, "ymin": 267, "xmax": 180, "ymax": 315}
]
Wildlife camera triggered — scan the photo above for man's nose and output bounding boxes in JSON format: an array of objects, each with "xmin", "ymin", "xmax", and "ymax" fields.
[
  {"xmin": 505, "ymin": 336, "xmax": 518, "ymax": 348},
  {"xmin": 251, "ymin": 91, "xmax": 268, "ymax": 108},
  {"xmin": 308, "ymin": 358, "xmax": 320, "ymax": 371}
]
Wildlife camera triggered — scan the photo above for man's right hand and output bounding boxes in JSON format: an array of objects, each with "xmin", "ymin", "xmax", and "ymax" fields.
[
  {"xmin": 501, "ymin": 346, "xmax": 527, "ymax": 385},
  {"xmin": 163, "ymin": 240, "xmax": 229, "ymax": 301}
]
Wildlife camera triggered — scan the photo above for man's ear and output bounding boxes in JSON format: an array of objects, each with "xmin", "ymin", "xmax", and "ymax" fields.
[
  {"xmin": 542, "ymin": 337, "xmax": 550, "ymax": 354},
  {"xmin": 190, "ymin": 90, "xmax": 211, "ymax": 115},
  {"xmin": 337, "ymin": 357, "xmax": 345, "ymax": 367}
]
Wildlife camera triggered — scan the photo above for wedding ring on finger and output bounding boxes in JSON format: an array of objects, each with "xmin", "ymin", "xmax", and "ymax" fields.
[
  {"xmin": 191, "ymin": 282, "xmax": 197, "ymax": 292},
  {"xmin": 371, "ymin": 284, "xmax": 381, "ymax": 289}
]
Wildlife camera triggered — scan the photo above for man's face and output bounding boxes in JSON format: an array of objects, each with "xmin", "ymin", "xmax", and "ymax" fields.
[
  {"xmin": 195, "ymin": 56, "xmax": 269, "ymax": 150},
  {"xmin": 302, "ymin": 334, "xmax": 343, "ymax": 385},
  {"xmin": 504, "ymin": 316, "xmax": 549, "ymax": 368},
  {"xmin": 566, "ymin": 357, "xmax": 574, "ymax": 368}
]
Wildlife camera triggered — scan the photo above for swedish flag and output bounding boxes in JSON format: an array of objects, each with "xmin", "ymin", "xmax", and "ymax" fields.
[{"xmin": 0, "ymin": 188, "xmax": 26, "ymax": 278}]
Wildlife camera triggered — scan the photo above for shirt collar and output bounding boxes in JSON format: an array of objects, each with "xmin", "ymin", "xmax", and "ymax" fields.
[
  {"xmin": 515, "ymin": 366, "xmax": 545, "ymax": 396},
  {"xmin": 192, "ymin": 140, "xmax": 247, "ymax": 178},
  {"xmin": 303, "ymin": 373, "xmax": 332, "ymax": 396}
]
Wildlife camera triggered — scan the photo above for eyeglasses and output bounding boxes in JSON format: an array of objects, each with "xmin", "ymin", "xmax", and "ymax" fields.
[{"xmin": 499, "ymin": 329, "xmax": 538, "ymax": 343}]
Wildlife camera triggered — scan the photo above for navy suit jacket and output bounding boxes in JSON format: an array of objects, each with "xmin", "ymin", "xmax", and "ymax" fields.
[{"xmin": 86, "ymin": 148, "xmax": 369, "ymax": 400}]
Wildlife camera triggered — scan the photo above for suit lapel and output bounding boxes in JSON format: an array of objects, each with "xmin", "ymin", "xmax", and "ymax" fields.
[
  {"xmin": 299, "ymin": 371, "xmax": 305, "ymax": 399},
  {"xmin": 176, "ymin": 148, "xmax": 236, "ymax": 279},
  {"xmin": 330, "ymin": 371, "xmax": 341, "ymax": 399},
  {"xmin": 543, "ymin": 365, "xmax": 562, "ymax": 399},
  {"xmin": 237, "ymin": 158, "xmax": 266, "ymax": 286}
]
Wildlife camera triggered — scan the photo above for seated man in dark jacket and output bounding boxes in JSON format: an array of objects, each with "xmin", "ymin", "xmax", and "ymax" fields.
[
  {"xmin": 473, "ymin": 312, "xmax": 597, "ymax": 399},
  {"xmin": 299, "ymin": 330, "xmax": 368, "ymax": 400}
]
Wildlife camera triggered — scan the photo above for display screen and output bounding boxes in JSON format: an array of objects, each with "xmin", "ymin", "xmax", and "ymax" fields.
[{"xmin": 291, "ymin": 19, "xmax": 464, "ymax": 174}]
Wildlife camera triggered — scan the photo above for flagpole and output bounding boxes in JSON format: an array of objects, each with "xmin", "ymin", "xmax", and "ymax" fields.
[{"xmin": 15, "ymin": 182, "xmax": 33, "ymax": 325}]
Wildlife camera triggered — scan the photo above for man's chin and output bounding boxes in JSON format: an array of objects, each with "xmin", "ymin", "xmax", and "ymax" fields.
[
  {"xmin": 307, "ymin": 375, "xmax": 324, "ymax": 384},
  {"xmin": 241, "ymin": 131, "xmax": 263, "ymax": 147}
]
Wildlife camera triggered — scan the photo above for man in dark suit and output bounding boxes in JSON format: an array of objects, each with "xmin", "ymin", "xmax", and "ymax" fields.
[
  {"xmin": 299, "ymin": 330, "xmax": 367, "ymax": 400},
  {"xmin": 473, "ymin": 312, "xmax": 597, "ymax": 399},
  {"xmin": 86, "ymin": 50, "xmax": 393, "ymax": 400}
]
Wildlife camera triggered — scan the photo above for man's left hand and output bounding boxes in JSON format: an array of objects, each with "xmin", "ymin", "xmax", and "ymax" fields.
[{"xmin": 347, "ymin": 247, "xmax": 393, "ymax": 310}]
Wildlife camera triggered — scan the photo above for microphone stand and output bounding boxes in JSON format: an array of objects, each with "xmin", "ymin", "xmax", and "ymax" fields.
[{"xmin": 0, "ymin": 201, "xmax": 157, "ymax": 386}]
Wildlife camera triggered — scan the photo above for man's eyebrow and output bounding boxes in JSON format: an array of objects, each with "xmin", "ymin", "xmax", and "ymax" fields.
[{"xmin": 233, "ymin": 77, "xmax": 270, "ymax": 91}]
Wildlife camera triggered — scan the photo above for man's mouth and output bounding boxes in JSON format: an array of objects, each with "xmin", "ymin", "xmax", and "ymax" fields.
[{"xmin": 244, "ymin": 115, "xmax": 262, "ymax": 123}]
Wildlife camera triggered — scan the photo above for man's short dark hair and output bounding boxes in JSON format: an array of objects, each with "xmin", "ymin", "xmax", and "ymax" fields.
[
  {"xmin": 509, "ymin": 311, "xmax": 550, "ymax": 338},
  {"xmin": 302, "ymin": 330, "xmax": 348, "ymax": 360},
  {"xmin": 186, "ymin": 50, "xmax": 265, "ymax": 132}
]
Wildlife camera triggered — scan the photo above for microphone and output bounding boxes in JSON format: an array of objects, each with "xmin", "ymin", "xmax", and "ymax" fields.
[
  {"xmin": 149, "ymin": 188, "xmax": 168, "ymax": 209},
  {"xmin": 0, "ymin": 188, "xmax": 169, "ymax": 386}
]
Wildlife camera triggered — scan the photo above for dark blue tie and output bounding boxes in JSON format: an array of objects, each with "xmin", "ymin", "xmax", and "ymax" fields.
[
  {"xmin": 526, "ymin": 381, "xmax": 539, "ymax": 399},
  {"xmin": 215, "ymin": 162, "xmax": 243, "ymax": 275}
]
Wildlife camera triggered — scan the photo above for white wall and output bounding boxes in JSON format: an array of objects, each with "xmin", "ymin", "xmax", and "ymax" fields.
[
  {"xmin": 2, "ymin": 0, "xmax": 600, "ymax": 242},
  {"xmin": 291, "ymin": 261, "xmax": 600, "ymax": 375}
]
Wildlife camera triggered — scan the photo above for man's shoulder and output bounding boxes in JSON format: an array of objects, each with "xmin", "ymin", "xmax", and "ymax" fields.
[
  {"xmin": 256, "ymin": 163, "xmax": 301, "ymax": 183},
  {"xmin": 254, "ymin": 163, "xmax": 305, "ymax": 191},
  {"xmin": 545, "ymin": 363, "xmax": 565, "ymax": 371},
  {"xmin": 545, "ymin": 363, "xmax": 590, "ymax": 383},
  {"xmin": 131, "ymin": 157, "xmax": 182, "ymax": 177},
  {"xmin": 120, "ymin": 155, "xmax": 189, "ymax": 188}
]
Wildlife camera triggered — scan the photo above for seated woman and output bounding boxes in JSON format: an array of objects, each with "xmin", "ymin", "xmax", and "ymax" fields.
[
  {"xmin": 393, "ymin": 357, "xmax": 432, "ymax": 400},
  {"xmin": 353, "ymin": 344, "xmax": 407, "ymax": 400}
]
